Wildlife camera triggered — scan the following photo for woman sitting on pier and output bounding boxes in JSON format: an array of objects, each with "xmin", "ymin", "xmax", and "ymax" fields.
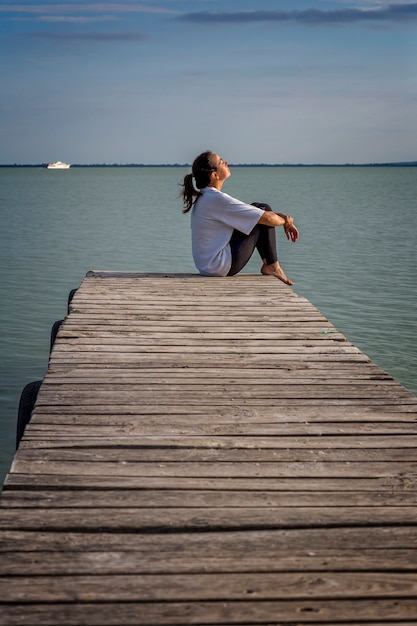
[{"xmin": 181, "ymin": 151, "xmax": 299, "ymax": 285}]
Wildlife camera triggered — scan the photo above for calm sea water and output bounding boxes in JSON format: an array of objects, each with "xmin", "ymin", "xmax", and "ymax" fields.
[{"xmin": 1, "ymin": 165, "xmax": 416, "ymax": 484}]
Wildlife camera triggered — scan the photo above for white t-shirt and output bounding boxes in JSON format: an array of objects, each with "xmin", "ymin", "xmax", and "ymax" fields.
[{"xmin": 191, "ymin": 187, "xmax": 264, "ymax": 276}]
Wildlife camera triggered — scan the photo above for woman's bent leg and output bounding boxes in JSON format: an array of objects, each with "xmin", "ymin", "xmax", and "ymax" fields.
[
  {"xmin": 227, "ymin": 226, "xmax": 261, "ymax": 276},
  {"xmin": 228, "ymin": 202, "xmax": 277, "ymax": 276},
  {"xmin": 251, "ymin": 202, "xmax": 278, "ymax": 265},
  {"xmin": 228, "ymin": 202, "xmax": 294, "ymax": 285},
  {"xmin": 252, "ymin": 202, "xmax": 294, "ymax": 284}
]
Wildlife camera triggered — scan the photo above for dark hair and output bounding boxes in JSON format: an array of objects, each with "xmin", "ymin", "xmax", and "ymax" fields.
[{"xmin": 181, "ymin": 150, "xmax": 216, "ymax": 213}]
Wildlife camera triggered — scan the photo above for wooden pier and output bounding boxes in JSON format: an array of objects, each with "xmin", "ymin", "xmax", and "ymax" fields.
[{"xmin": 1, "ymin": 271, "xmax": 417, "ymax": 625}]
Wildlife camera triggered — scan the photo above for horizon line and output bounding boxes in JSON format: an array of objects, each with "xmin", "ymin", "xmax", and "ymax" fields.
[{"xmin": 1, "ymin": 161, "xmax": 417, "ymax": 168}]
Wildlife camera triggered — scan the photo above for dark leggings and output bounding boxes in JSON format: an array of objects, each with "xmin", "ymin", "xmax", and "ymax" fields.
[{"xmin": 227, "ymin": 202, "xmax": 278, "ymax": 276}]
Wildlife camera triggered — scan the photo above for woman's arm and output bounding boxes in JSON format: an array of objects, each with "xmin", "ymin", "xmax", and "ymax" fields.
[{"xmin": 258, "ymin": 211, "xmax": 299, "ymax": 242}]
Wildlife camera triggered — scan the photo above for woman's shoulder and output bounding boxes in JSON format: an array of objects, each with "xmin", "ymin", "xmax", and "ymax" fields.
[
  {"xmin": 207, "ymin": 187, "xmax": 238, "ymax": 203},
  {"xmin": 200, "ymin": 186, "xmax": 234, "ymax": 204}
]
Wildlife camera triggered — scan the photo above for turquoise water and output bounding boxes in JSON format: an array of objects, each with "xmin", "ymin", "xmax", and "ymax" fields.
[{"xmin": 1, "ymin": 166, "xmax": 416, "ymax": 484}]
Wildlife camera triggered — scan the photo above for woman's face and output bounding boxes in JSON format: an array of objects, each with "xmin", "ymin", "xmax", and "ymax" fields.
[{"xmin": 211, "ymin": 153, "xmax": 231, "ymax": 183}]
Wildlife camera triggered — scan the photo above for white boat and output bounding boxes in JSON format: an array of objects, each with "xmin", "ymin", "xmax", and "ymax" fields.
[{"xmin": 43, "ymin": 161, "xmax": 71, "ymax": 169}]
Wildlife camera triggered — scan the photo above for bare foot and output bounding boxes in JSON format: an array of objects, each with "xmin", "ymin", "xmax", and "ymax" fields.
[{"xmin": 261, "ymin": 261, "xmax": 294, "ymax": 285}]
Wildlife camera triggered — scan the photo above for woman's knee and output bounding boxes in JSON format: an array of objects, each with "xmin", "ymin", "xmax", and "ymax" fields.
[{"xmin": 251, "ymin": 202, "xmax": 272, "ymax": 212}]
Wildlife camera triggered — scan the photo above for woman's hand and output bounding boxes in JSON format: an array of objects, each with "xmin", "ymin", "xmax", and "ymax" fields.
[
  {"xmin": 284, "ymin": 218, "xmax": 299, "ymax": 242},
  {"xmin": 277, "ymin": 212, "xmax": 299, "ymax": 242}
]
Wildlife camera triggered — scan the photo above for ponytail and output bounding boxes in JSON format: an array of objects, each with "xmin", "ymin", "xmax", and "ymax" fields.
[
  {"xmin": 181, "ymin": 150, "xmax": 215, "ymax": 213},
  {"xmin": 181, "ymin": 173, "xmax": 200, "ymax": 214}
]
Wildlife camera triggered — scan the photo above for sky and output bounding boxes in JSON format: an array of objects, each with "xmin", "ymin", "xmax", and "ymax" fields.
[{"xmin": 1, "ymin": 0, "xmax": 417, "ymax": 164}]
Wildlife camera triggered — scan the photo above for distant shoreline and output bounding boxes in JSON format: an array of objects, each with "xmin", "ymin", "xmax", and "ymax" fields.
[{"xmin": 1, "ymin": 162, "xmax": 417, "ymax": 168}]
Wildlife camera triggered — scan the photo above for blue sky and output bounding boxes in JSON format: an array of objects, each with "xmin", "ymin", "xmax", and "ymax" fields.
[{"xmin": 1, "ymin": 0, "xmax": 416, "ymax": 164}]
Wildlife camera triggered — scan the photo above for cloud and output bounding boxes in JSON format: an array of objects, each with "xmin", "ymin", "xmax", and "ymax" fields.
[
  {"xmin": 0, "ymin": 3, "xmax": 177, "ymax": 16},
  {"xmin": 34, "ymin": 16, "xmax": 117, "ymax": 23},
  {"xmin": 0, "ymin": 3, "xmax": 170, "ymax": 32},
  {"xmin": 31, "ymin": 31, "xmax": 145, "ymax": 41},
  {"xmin": 176, "ymin": 3, "xmax": 417, "ymax": 26}
]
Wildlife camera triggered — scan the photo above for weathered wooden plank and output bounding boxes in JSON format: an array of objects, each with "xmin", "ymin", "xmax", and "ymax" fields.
[
  {"xmin": 50, "ymin": 344, "xmax": 364, "ymax": 356},
  {"xmin": 44, "ymin": 370, "xmax": 396, "ymax": 383},
  {"xmin": 70, "ymin": 304, "xmax": 327, "ymax": 313},
  {"xmin": 2, "ymin": 600, "xmax": 417, "ymax": 626},
  {"xmin": 38, "ymin": 379, "xmax": 407, "ymax": 393},
  {"xmin": 28, "ymin": 401, "xmax": 417, "ymax": 416},
  {"xmin": 57, "ymin": 323, "xmax": 340, "ymax": 332},
  {"xmin": 3, "ymin": 571, "xmax": 417, "ymax": 602},
  {"xmin": 33, "ymin": 380, "xmax": 417, "ymax": 401},
  {"xmin": 32, "ymin": 383, "xmax": 414, "ymax": 400},
  {"xmin": 16, "ymin": 434, "xmax": 417, "ymax": 449},
  {"xmin": 2, "ymin": 526, "xmax": 416, "ymax": 553},
  {"xmin": 4, "ymin": 473, "xmax": 410, "ymax": 491},
  {"xmin": 25, "ymin": 419, "xmax": 417, "ymax": 437},
  {"xmin": 1, "ymin": 505, "xmax": 417, "ymax": 531},
  {"xmin": 48, "ymin": 353, "xmax": 374, "ymax": 366},
  {"xmin": 30, "ymin": 394, "xmax": 416, "ymax": 404},
  {"xmin": 12, "ymin": 446, "xmax": 417, "ymax": 463},
  {"xmin": 2, "ymin": 488, "xmax": 416, "ymax": 509},
  {"xmin": 1, "ymin": 544, "xmax": 417, "ymax": 575},
  {"xmin": 54, "ymin": 320, "xmax": 343, "ymax": 329},
  {"xmin": 8, "ymin": 460, "xmax": 417, "ymax": 483},
  {"xmin": 64, "ymin": 310, "xmax": 328, "ymax": 320}
]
